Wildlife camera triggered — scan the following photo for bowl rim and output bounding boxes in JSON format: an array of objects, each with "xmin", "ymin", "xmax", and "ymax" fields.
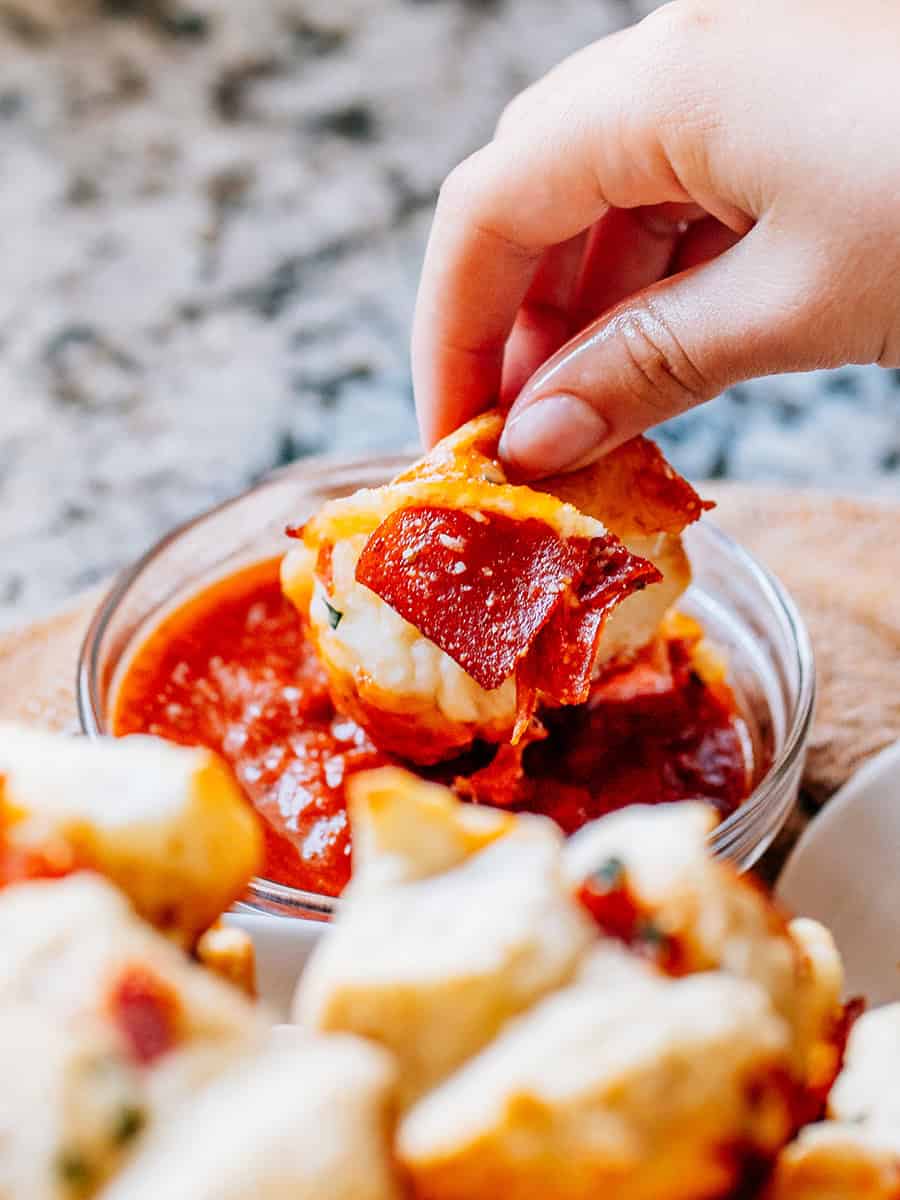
[{"xmin": 77, "ymin": 454, "xmax": 816, "ymax": 917}]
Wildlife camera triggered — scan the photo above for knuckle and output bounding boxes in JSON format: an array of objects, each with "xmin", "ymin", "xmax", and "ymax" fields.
[
  {"xmin": 642, "ymin": 0, "xmax": 716, "ymax": 45},
  {"xmin": 496, "ymin": 90, "xmax": 531, "ymax": 139},
  {"xmin": 436, "ymin": 145, "xmax": 535, "ymax": 260},
  {"xmin": 639, "ymin": 2, "xmax": 720, "ymax": 110},
  {"xmin": 629, "ymin": 1, "xmax": 724, "ymax": 186},
  {"xmin": 876, "ymin": 330, "xmax": 900, "ymax": 368},
  {"xmin": 435, "ymin": 152, "xmax": 484, "ymax": 216},
  {"xmin": 615, "ymin": 303, "xmax": 708, "ymax": 416}
]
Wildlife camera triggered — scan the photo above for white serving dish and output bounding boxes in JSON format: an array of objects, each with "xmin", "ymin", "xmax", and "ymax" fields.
[{"xmin": 778, "ymin": 738, "xmax": 900, "ymax": 1006}]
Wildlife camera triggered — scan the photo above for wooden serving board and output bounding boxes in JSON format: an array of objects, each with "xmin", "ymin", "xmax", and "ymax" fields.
[{"xmin": 0, "ymin": 484, "xmax": 897, "ymax": 811}]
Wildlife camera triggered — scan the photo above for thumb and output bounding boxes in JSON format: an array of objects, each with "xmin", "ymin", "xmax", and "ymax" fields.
[{"xmin": 498, "ymin": 231, "xmax": 821, "ymax": 477}]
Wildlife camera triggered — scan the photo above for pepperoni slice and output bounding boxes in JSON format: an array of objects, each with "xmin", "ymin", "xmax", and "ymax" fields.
[
  {"xmin": 357, "ymin": 505, "xmax": 660, "ymax": 702},
  {"xmin": 521, "ymin": 538, "xmax": 662, "ymax": 707},
  {"xmin": 577, "ymin": 870, "xmax": 688, "ymax": 976},
  {"xmin": 356, "ymin": 506, "xmax": 589, "ymax": 692}
]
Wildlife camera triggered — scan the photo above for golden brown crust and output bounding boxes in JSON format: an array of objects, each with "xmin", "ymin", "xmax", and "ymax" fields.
[
  {"xmin": 768, "ymin": 1127, "xmax": 900, "ymax": 1200},
  {"xmin": 195, "ymin": 921, "xmax": 257, "ymax": 998},
  {"xmin": 395, "ymin": 410, "xmax": 712, "ymax": 540},
  {"xmin": 538, "ymin": 435, "xmax": 713, "ymax": 538},
  {"xmin": 0, "ymin": 727, "xmax": 263, "ymax": 947},
  {"xmin": 393, "ymin": 412, "xmax": 507, "ymax": 486}
]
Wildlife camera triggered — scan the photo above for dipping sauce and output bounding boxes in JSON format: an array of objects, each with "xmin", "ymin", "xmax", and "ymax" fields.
[{"xmin": 113, "ymin": 559, "xmax": 753, "ymax": 897}]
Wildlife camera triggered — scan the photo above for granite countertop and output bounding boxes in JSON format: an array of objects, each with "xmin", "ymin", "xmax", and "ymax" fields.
[{"xmin": 0, "ymin": 0, "xmax": 898, "ymax": 629}]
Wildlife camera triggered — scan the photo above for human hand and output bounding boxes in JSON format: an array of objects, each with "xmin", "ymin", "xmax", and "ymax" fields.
[{"xmin": 412, "ymin": 0, "xmax": 900, "ymax": 476}]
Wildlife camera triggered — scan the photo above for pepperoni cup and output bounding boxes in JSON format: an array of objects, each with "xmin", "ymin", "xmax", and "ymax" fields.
[{"xmin": 78, "ymin": 455, "xmax": 814, "ymax": 923}]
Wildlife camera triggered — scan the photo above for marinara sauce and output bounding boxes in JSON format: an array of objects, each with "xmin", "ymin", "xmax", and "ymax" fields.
[{"xmin": 113, "ymin": 558, "xmax": 753, "ymax": 898}]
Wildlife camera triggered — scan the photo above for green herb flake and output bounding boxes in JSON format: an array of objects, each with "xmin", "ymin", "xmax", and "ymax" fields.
[
  {"xmin": 56, "ymin": 1150, "xmax": 94, "ymax": 1194},
  {"xmin": 637, "ymin": 918, "xmax": 667, "ymax": 948},
  {"xmin": 113, "ymin": 1105, "xmax": 146, "ymax": 1146},
  {"xmin": 592, "ymin": 855, "xmax": 626, "ymax": 891},
  {"xmin": 323, "ymin": 598, "xmax": 343, "ymax": 630}
]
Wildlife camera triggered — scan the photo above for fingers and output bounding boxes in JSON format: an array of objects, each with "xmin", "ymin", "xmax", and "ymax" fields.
[
  {"xmin": 670, "ymin": 216, "xmax": 742, "ymax": 272},
  {"xmin": 572, "ymin": 205, "xmax": 694, "ymax": 329},
  {"xmin": 411, "ymin": 133, "xmax": 613, "ymax": 446},
  {"xmin": 498, "ymin": 227, "xmax": 821, "ymax": 476},
  {"xmin": 412, "ymin": 24, "xmax": 695, "ymax": 447},
  {"xmin": 500, "ymin": 204, "xmax": 706, "ymax": 408},
  {"xmin": 499, "ymin": 234, "xmax": 588, "ymax": 407}
]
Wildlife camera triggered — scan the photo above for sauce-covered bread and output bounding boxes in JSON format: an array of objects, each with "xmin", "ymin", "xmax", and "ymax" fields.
[{"xmin": 283, "ymin": 412, "xmax": 709, "ymax": 763}]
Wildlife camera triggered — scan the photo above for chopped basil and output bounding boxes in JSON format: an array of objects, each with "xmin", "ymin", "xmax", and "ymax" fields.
[
  {"xmin": 323, "ymin": 598, "xmax": 343, "ymax": 629},
  {"xmin": 113, "ymin": 1105, "xmax": 145, "ymax": 1146},
  {"xmin": 637, "ymin": 918, "xmax": 667, "ymax": 948},
  {"xmin": 592, "ymin": 855, "xmax": 626, "ymax": 890},
  {"xmin": 56, "ymin": 1150, "xmax": 93, "ymax": 1193}
]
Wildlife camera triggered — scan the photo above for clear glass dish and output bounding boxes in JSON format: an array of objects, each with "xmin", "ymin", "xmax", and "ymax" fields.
[{"xmin": 78, "ymin": 455, "xmax": 815, "ymax": 920}]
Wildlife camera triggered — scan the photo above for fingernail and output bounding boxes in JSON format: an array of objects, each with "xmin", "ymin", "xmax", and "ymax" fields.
[{"xmin": 499, "ymin": 393, "xmax": 609, "ymax": 476}]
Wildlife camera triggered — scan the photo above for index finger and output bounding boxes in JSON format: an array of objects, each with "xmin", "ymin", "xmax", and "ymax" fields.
[
  {"xmin": 411, "ymin": 26, "xmax": 690, "ymax": 447},
  {"xmin": 411, "ymin": 138, "xmax": 606, "ymax": 447}
]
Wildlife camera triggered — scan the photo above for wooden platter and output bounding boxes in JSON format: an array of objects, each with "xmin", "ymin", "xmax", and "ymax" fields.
[{"xmin": 0, "ymin": 484, "xmax": 897, "ymax": 810}]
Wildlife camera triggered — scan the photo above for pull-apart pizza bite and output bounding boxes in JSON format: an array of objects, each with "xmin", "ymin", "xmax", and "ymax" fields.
[
  {"xmin": 0, "ymin": 724, "xmax": 262, "ymax": 945},
  {"xmin": 283, "ymin": 411, "xmax": 710, "ymax": 763},
  {"xmin": 828, "ymin": 1003, "xmax": 900, "ymax": 1129},
  {"xmin": 194, "ymin": 920, "xmax": 257, "ymax": 996},
  {"xmin": 289, "ymin": 770, "xmax": 851, "ymax": 1200},
  {"xmin": 398, "ymin": 954, "xmax": 795, "ymax": 1200},
  {"xmin": 768, "ymin": 1005, "xmax": 900, "ymax": 1200},
  {"xmin": 564, "ymin": 802, "xmax": 845, "ymax": 1098},
  {"xmin": 768, "ymin": 1124, "xmax": 900, "ymax": 1200},
  {"xmin": 0, "ymin": 736, "xmax": 870, "ymax": 1200},
  {"xmin": 0, "ymin": 1007, "xmax": 147, "ymax": 1200},
  {"xmin": 102, "ymin": 1036, "xmax": 402, "ymax": 1200},
  {"xmin": 0, "ymin": 874, "xmax": 262, "ymax": 1114},
  {"xmin": 293, "ymin": 768, "xmax": 594, "ymax": 1104}
]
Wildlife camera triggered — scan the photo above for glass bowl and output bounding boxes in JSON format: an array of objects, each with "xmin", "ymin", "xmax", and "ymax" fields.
[{"xmin": 78, "ymin": 455, "xmax": 815, "ymax": 920}]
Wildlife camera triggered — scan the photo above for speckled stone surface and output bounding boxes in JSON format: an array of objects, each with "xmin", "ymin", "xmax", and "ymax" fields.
[{"xmin": 0, "ymin": 0, "xmax": 898, "ymax": 629}]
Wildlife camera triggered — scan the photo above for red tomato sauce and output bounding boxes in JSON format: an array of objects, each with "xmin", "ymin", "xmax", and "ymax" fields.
[{"xmin": 113, "ymin": 559, "xmax": 753, "ymax": 898}]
